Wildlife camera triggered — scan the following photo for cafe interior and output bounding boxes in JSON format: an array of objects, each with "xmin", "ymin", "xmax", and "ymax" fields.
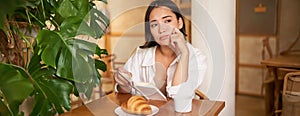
[
  {"xmin": 1, "ymin": 0, "xmax": 300, "ymax": 116},
  {"xmin": 71, "ymin": 0, "xmax": 299, "ymax": 115}
]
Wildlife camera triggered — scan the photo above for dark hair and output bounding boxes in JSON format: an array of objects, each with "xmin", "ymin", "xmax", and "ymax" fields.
[{"xmin": 140, "ymin": 0, "xmax": 187, "ymax": 48}]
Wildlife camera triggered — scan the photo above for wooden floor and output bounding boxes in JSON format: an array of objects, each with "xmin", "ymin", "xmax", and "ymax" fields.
[{"xmin": 235, "ymin": 94, "xmax": 265, "ymax": 116}]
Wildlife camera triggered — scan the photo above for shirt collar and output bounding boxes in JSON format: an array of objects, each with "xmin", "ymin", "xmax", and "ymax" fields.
[{"xmin": 141, "ymin": 46, "xmax": 156, "ymax": 66}]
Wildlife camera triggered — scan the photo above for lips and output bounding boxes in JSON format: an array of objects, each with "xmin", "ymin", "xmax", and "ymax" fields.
[{"xmin": 159, "ymin": 35, "xmax": 169, "ymax": 41}]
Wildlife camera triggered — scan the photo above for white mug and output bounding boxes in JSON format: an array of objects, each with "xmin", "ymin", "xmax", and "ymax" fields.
[{"xmin": 174, "ymin": 83, "xmax": 194, "ymax": 112}]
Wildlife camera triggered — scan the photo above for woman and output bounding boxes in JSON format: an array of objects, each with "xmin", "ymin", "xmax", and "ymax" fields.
[{"xmin": 114, "ymin": 0, "xmax": 207, "ymax": 105}]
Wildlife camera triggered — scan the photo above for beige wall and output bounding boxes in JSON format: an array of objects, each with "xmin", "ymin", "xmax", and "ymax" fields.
[
  {"xmin": 238, "ymin": 36, "xmax": 276, "ymax": 95},
  {"xmin": 278, "ymin": 0, "xmax": 300, "ymax": 52},
  {"xmin": 107, "ymin": 0, "xmax": 149, "ymax": 62},
  {"xmin": 192, "ymin": 0, "xmax": 236, "ymax": 115}
]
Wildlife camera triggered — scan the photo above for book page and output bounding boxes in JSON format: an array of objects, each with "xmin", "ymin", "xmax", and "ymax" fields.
[
  {"xmin": 134, "ymin": 82, "xmax": 167, "ymax": 101},
  {"xmin": 118, "ymin": 72, "xmax": 167, "ymax": 101}
]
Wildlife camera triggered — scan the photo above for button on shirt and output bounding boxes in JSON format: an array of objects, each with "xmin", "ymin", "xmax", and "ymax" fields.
[{"xmin": 124, "ymin": 42, "xmax": 207, "ymax": 98}]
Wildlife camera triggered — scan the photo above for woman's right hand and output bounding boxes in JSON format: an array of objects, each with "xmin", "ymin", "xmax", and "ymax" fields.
[{"xmin": 114, "ymin": 67, "xmax": 132, "ymax": 93}]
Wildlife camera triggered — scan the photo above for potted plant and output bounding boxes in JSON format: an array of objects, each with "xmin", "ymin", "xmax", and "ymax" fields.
[{"xmin": 0, "ymin": 0, "xmax": 109, "ymax": 115}]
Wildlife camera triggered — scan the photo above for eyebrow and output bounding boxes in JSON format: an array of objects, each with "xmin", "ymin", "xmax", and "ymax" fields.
[{"xmin": 149, "ymin": 15, "xmax": 172, "ymax": 23}]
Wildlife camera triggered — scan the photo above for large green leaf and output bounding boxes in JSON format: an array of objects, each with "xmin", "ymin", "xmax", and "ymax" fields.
[
  {"xmin": 57, "ymin": 0, "xmax": 109, "ymax": 39},
  {"xmin": 60, "ymin": 16, "xmax": 83, "ymax": 38},
  {"xmin": 30, "ymin": 78, "xmax": 73, "ymax": 115},
  {"xmin": 59, "ymin": 8, "xmax": 110, "ymax": 39},
  {"xmin": 57, "ymin": 0, "xmax": 89, "ymax": 18},
  {"xmin": 1, "ymin": 0, "xmax": 109, "ymax": 115},
  {"xmin": 36, "ymin": 29, "xmax": 104, "ymax": 96},
  {"xmin": 0, "ymin": 63, "xmax": 34, "ymax": 116},
  {"xmin": 70, "ymin": 39, "xmax": 98, "ymax": 54},
  {"xmin": 36, "ymin": 30, "xmax": 63, "ymax": 67},
  {"xmin": 60, "ymin": 44, "xmax": 97, "ymax": 82},
  {"xmin": 90, "ymin": 8, "xmax": 110, "ymax": 38},
  {"xmin": 96, "ymin": 48, "xmax": 108, "ymax": 57},
  {"xmin": 27, "ymin": 48, "xmax": 48, "ymax": 78},
  {"xmin": 95, "ymin": 60, "xmax": 106, "ymax": 72},
  {"xmin": 57, "ymin": 0, "xmax": 78, "ymax": 18},
  {"xmin": 60, "ymin": 16, "xmax": 97, "ymax": 38},
  {"xmin": 30, "ymin": 94, "xmax": 54, "ymax": 116}
]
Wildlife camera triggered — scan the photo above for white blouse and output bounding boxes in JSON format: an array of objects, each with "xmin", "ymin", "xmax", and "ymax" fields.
[{"xmin": 123, "ymin": 42, "xmax": 207, "ymax": 98}]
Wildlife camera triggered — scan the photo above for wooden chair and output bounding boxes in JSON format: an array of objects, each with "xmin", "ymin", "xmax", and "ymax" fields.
[
  {"xmin": 261, "ymin": 36, "xmax": 277, "ymax": 115},
  {"xmin": 261, "ymin": 36, "xmax": 274, "ymax": 84},
  {"xmin": 282, "ymin": 72, "xmax": 300, "ymax": 115},
  {"xmin": 261, "ymin": 36, "xmax": 275, "ymax": 95},
  {"xmin": 195, "ymin": 89, "xmax": 209, "ymax": 100}
]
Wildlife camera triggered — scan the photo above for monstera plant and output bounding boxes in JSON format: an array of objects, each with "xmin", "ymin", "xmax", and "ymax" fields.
[{"xmin": 0, "ymin": 0, "xmax": 109, "ymax": 115}]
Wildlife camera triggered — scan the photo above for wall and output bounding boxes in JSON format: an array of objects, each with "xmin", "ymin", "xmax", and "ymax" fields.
[
  {"xmin": 107, "ymin": 0, "xmax": 149, "ymax": 62},
  {"xmin": 192, "ymin": 0, "xmax": 235, "ymax": 115},
  {"xmin": 279, "ymin": 0, "xmax": 300, "ymax": 52},
  {"xmin": 238, "ymin": 36, "xmax": 276, "ymax": 95}
]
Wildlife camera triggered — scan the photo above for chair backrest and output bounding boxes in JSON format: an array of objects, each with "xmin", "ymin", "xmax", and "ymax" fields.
[
  {"xmin": 262, "ymin": 36, "xmax": 273, "ymax": 59},
  {"xmin": 283, "ymin": 72, "xmax": 300, "ymax": 96},
  {"xmin": 195, "ymin": 90, "xmax": 209, "ymax": 100},
  {"xmin": 261, "ymin": 36, "xmax": 274, "ymax": 79}
]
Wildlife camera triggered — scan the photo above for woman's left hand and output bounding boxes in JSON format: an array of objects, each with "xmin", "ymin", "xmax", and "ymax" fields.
[{"xmin": 168, "ymin": 28, "xmax": 189, "ymax": 56}]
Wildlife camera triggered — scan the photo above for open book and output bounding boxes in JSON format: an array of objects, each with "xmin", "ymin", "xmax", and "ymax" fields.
[{"xmin": 119, "ymin": 72, "xmax": 167, "ymax": 101}]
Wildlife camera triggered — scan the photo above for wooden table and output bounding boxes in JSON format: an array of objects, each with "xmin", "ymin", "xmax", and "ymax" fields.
[
  {"xmin": 61, "ymin": 93, "xmax": 225, "ymax": 116},
  {"xmin": 261, "ymin": 54, "xmax": 300, "ymax": 115},
  {"xmin": 261, "ymin": 54, "xmax": 300, "ymax": 69}
]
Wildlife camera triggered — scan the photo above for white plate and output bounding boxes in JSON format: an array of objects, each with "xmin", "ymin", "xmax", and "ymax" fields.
[{"xmin": 114, "ymin": 105, "xmax": 159, "ymax": 116}]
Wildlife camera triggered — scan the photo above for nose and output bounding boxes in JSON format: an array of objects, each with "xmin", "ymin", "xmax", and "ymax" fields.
[{"xmin": 158, "ymin": 23, "xmax": 166, "ymax": 34}]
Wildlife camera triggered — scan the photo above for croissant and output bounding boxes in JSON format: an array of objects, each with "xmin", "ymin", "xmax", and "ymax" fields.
[{"xmin": 121, "ymin": 96, "xmax": 152, "ymax": 115}]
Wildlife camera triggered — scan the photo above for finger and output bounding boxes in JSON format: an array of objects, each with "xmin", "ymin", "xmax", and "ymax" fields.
[
  {"xmin": 114, "ymin": 69, "xmax": 131, "ymax": 86},
  {"xmin": 118, "ymin": 67, "xmax": 132, "ymax": 77},
  {"xmin": 115, "ymin": 73, "xmax": 130, "ymax": 86},
  {"xmin": 167, "ymin": 37, "xmax": 176, "ymax": 55},
  {"xmin": 174, "ymin": 28, "xmax": 181, "ymax": 34},
  {"xmin": 169, "ymin": 34, "xmax": 176, "ymax": 48},
  {"xmin": 171, "ymin": 27, "xmax": 176, "ymax": 35},
  {"xmin": 172, "ymin": 28, "xmax": 185, "ymax": 40},
  {"xmin": 171, "ymin": 36, "xmax": 176, "ymax": 47},
  {"xmin": 117, "ymin": 67, "xmax": 126, "ymax": 72}
]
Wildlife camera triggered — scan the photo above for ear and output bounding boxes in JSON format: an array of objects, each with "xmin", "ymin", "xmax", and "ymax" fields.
[{"xmin": 178, "ymin": 17, "xmax": 183, "ymax": 29}]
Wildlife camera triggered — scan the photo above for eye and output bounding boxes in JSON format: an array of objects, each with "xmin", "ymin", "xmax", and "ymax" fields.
[
  {"xmin": 164, "ymin": 19, "xmax": 172, "ymax": 23},
  {"xmin": 150, "ymin": 23, "xmax": 158, "ymax": 28}
]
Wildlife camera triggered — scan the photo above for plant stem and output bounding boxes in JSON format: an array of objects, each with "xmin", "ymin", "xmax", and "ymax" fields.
[
  {"xmin": 18, "ymin": 66, "xmax": 48, "ymax": 99},
  {"xmin": 0, "ymin": 90, "xmax": 14, "ymax": 115},
  {"xmin": 28, "ymin": 11, "xmax": 44, "ymax": 26},
  {"xmin": 40, "ymin": 0, "xmax": 46, "ymax": 19},
  {"xmin": 26, "ymin": 9, "xmax": 32, "ymax": 25}
]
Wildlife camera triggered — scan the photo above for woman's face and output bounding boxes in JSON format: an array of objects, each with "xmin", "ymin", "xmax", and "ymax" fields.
[{"xmin": 149, "ymin": 6, "xmax": 183, "ymax": 46}]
